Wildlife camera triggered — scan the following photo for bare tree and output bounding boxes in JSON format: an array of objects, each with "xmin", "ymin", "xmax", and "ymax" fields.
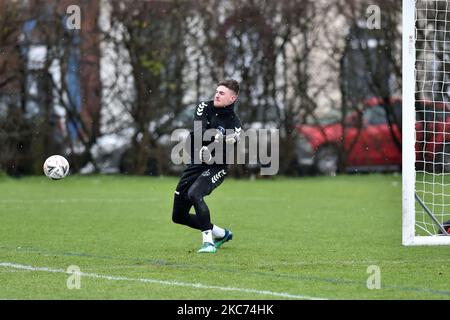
[
  {"xmin": 0, "ymin": 0, "xmax": 103, "ymax": 175},
  {"xmin": 416, "ymin": 0, "xmax": 450, "ymax": 104},
  {"xmin": 105, "ymin": 0, "xmax": 191, "ymax": 174},
  {"xmin": 184, "ymin": 0, "xmax": 336, "ymax": 175},
  {"xmin": 337, "ymin": 0, "xmax": 402, "ymax": 155},
  {"xmin": 0, "ymin": 1, "xmax": 39, "ymax": 175}
]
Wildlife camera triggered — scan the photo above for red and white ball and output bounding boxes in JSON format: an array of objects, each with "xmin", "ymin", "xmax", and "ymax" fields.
[{"xmin": 43, "ymin": 155, "xmax": 70, "ymax": 180}]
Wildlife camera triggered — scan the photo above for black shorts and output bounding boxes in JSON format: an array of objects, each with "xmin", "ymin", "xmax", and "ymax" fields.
[{"xmin": 175, "ymin": 164, "xmax": 228, "ymax": 200}]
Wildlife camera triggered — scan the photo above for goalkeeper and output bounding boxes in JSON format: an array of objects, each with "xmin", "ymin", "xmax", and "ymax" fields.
[{"xmin": 172, "ymin": 79, "xmax": 242, "ymax": 253}]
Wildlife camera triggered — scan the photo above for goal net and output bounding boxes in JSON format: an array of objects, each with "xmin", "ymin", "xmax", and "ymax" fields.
[{"xmin": 403, "ymin": 0, "xmax": 450, "ymax": 245}]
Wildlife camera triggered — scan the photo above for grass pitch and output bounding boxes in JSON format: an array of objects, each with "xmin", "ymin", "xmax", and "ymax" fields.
[{"xmin": 0, "ymin": 173, "xmax": 449, "ymax": 300}]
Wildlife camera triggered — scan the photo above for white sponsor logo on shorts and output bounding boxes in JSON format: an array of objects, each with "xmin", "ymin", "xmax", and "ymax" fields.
[
  {"xmin": 202, "ymin": 169, "xmax": 211, "ymax": 177},
  {"xmin": 211, "ymin": 170, "xmax": 226, "ymax": 184}
]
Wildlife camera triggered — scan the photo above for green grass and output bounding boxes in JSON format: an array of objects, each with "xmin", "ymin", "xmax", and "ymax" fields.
[
  {"xmin": 0, "ymin": 173, "xmax": 449, "ymax": 299},
  {"xmin": 415, "ymin": 172, "xmax": 450, "ymax": 236}
]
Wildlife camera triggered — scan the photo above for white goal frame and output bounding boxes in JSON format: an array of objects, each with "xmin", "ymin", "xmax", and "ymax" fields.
[{"xmin": 402, "ymin": 0, "xmax": 450, "ymax": 245}]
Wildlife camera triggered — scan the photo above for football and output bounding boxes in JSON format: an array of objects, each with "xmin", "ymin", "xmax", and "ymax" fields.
[{"xmin": 43, "ymin": 155, "xmax": 70, "ymax": 180}]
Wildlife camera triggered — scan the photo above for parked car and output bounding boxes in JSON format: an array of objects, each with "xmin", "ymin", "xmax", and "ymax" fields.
[
  {"xmin": 295, "ymin": 97, "xmax": 403, "ymax": 175},
  {"xmin": 415, "ymin": 99, "xmax": 450, "ymax": 173},
  {"xmin": 296, "ymin": 97, "xmax": 450, "ymax": 175}
]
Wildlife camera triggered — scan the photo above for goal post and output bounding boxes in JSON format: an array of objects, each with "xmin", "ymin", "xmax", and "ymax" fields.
[
  {"xmin": 402, "ymin": 0, "xmax": 416, "ymax": 245},
  {"xmin": 402, "ymin": 0, "xmax": 450, "ymax": 245}
]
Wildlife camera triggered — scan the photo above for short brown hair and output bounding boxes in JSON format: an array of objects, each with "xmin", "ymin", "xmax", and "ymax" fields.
[{"xmin": 218, "ymin": 79, "xmax": 240, "ymax": 95}]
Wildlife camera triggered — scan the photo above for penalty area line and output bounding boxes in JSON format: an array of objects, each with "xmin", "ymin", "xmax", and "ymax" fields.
[{"xmin": 0, "ymin": 262, "xmax": 327, "ymax": 300}]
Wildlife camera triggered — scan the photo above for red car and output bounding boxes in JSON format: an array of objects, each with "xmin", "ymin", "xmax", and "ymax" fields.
[
  {"xmin": 296, "ymin": 97, "xmax": 450, "ymax": 175},
  {"xmin": 415, "ymin": 99, "xmax": 450, "ymax": 173},
  {"xmin": 295, "ymin": 97, "xmax": 414, "ymax": 175}
]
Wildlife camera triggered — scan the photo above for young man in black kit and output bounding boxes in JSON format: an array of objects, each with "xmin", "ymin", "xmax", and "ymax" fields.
[{"xmin": 172, "ymin": 79, "xmax": 242, "ymax": 253}]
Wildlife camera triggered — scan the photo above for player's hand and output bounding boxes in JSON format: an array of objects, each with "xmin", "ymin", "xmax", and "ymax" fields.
[
  {"xmin": 225, "ymin": 132, "xmax": 240, "ymax": 145},
  {"xmin": 215, "ymin": 126, "xmax": 241, "ymax": 144},
  {"xmin": 214, "ymin": 126, "xmax": 226, "ymax": 143},
  {"xmin": 199, "ymin": 146, "xmax": 212, "ymax": 163},
  {"xmin": 225, "ymin": 127, "xmax": 241, "ymax": 144}
]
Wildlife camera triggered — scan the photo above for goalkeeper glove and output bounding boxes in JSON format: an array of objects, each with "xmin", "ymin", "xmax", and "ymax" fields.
[
  {"xmin": 214, "ymin": 126, "xmax": 226, "ymax": 142},
  {"xmin": 224, "ymin": 132, "xmax": 240, "ymax": 144},
  {"xmin": 214, "ymin": 126, "xmax": 241, "ymax": 144}
]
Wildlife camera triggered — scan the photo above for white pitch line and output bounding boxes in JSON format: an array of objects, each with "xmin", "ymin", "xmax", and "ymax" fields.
[
  {"xmin": 0, "ymin": 198, "xmax": 160, "ymax": 203},
  {"xmin": 0, "ymin": 197, "xmax": 288, "ymax": 204},
  {"xmin": 0, "ymin": 262, "xmax": 327, "ymax": 300}
]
